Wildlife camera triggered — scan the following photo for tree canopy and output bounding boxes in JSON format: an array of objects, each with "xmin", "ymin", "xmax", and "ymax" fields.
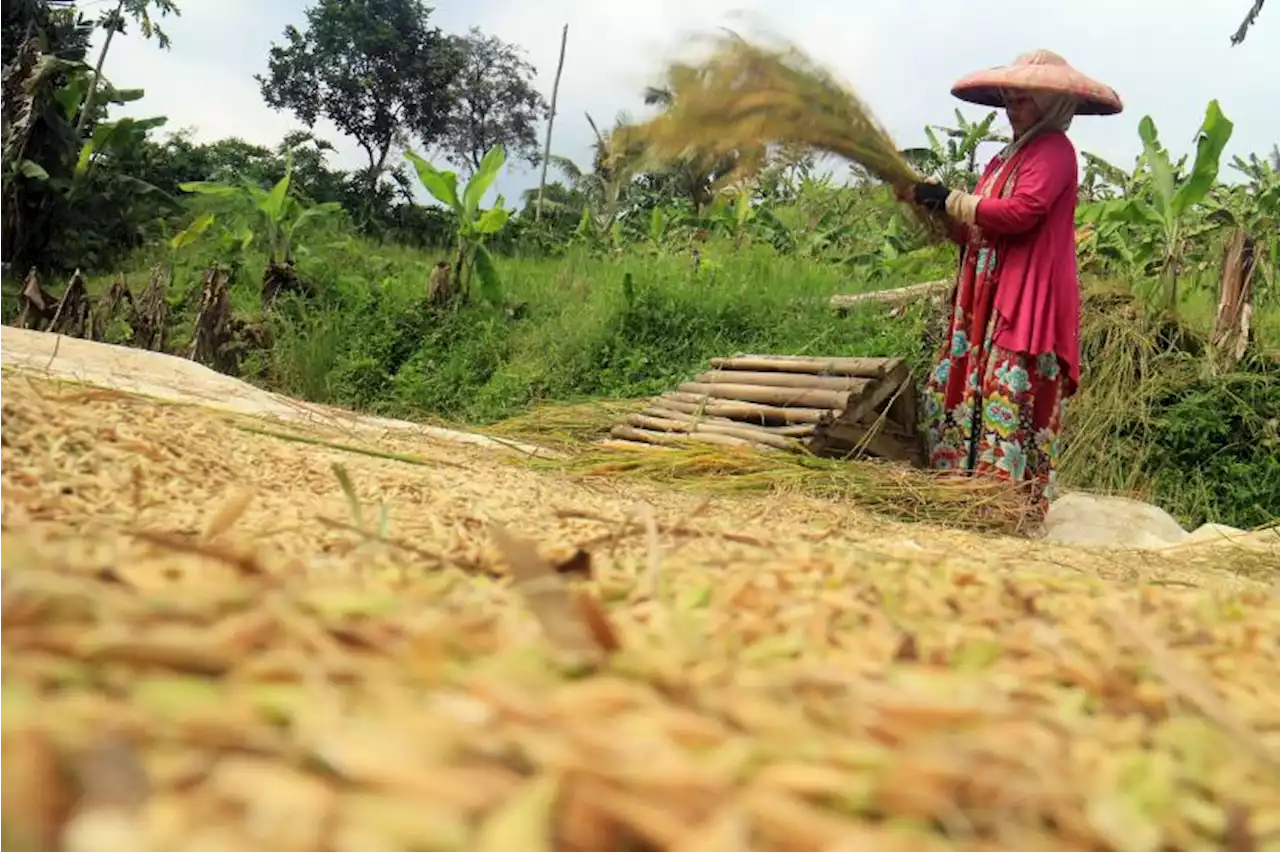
[
  {"xmin": 435, "ymin": 27, "xmax": 547, "ymax": 174},
  {"xmin": 256, "ymin": 0, "xmax": 462, "ymax": 189}
]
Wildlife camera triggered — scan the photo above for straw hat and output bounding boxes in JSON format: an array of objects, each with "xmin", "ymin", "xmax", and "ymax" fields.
[{"xmin": 951, "ymin": 49, "xmax": 1123, "ymax": 116}]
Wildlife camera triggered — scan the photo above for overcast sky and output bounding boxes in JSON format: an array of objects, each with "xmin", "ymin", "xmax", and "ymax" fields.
[{"xmin": 95, "ymin": 0, "xmax": 1279, "ymax": 203}]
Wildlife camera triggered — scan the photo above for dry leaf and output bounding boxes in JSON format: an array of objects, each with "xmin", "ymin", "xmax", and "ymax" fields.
[
  {"xmin": 333, "ymin": 793, "xmax": 470, "ymax": 852},
  {"xmin": 489, "ymin": 525, "xmax": 611, "ymax": 668}
]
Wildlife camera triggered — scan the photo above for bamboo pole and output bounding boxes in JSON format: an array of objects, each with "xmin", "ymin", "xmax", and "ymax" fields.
[
  {"xmin": 828, "ymin": 279, "xmax": 951, "ymax": 312},
  {"xmin": 609, "ymin": 424, "xmax": 757, "ymax": 449},
  {"xmin": 641, "ymin": 405, "xmax": 817, "ymax": 437},
  {"xmin": 677, "ymin": 382, "xmax": 850, "ymax": 411},
  {"xmin": 696, "ymin": 369, "xmax": 872, "ymax": 394},
  {"xmin": 535, "ymin": 24, "xmax": 569, "ymax": 222},
  {"xmin": 624, "ymin": 414, "xmax": 801, "ymax": 450},
  {"xmin": 657, "ymin": 393, "xmax": 834, "ymax": 425},
  {"xmin": 707, "ymin": 355, "xmax": 897, "ymax": 378}
]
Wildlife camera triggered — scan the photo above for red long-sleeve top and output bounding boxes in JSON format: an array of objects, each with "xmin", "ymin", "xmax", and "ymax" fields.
[{"xmin": 950, "ymin": 131, "xmax": 1082, "ymax": 393}]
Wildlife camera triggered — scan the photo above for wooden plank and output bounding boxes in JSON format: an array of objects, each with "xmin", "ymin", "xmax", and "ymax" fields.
[
  {"xmin": 641, "ymin": 405, "xmax": 817, "ymax": 438},
  {"xmin": 696, "ymin": 369, "xmax": 873, "ymax": 394},
  {"xmin": 658, "ymin": 393, "xmax": 834, "ymax": 425},
  {"xmin": 835, "ymin": 361, "xmax": 911, "ymax": 427},
  {"xmin": 813, "ymin": 421, "xmax": 924, "ymax": 465},
  {"xmin": 625, "ymin": 414, "xmax": 801, "ymax": 450},
  {"xmin": 708, "ymin": 355, "xmax": 895, "ymax": 379},
  {"xmin": 678, "ymin": 382, "xmax": 850, "ymax": 411},
  {"xmin": 885, "ymin": 375, "xmax": 922, "ymax": 439},
  {"xmin": 609, "ymin": 424, "xmax": 760, "ymax": 449}
]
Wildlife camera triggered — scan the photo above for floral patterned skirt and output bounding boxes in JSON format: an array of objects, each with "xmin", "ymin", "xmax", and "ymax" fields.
[{"xmin": 920, "ymin": 327, "xmax": 1067, "ymax": 522}]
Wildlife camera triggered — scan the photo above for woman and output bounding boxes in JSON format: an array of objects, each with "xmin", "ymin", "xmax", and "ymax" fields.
[{"xmin": 899, "ymin": 50, "xmax": 1122, "ymax": 527}]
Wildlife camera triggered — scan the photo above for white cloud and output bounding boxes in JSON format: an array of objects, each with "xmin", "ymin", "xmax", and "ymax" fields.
[{"xmin": 100, "ymin": 0, "xmax": 1280, "ymax": 203}]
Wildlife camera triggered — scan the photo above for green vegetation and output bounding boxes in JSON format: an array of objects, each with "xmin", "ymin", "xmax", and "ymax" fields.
[{"xmin": 2, "ymin": 0, "xmax": 1277, "ymax": 531}]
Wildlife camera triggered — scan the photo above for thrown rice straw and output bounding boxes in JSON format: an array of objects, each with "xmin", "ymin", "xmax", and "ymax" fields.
[{"xmin": 623, "ymin": 29, "xmax": 932, "ymax": 225}]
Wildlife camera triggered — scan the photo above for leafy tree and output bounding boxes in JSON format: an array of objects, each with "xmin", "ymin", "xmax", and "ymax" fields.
[
  {"xmin": 75, "ymin": 0, "xmax": 180, "ymax": 134},
  {"xmin": 434, "ymin": 28, "xmax": 547, "ymax": 174},
  {"xmin": 257, "ymin": 0, "xmax": 462, "ymax": 197},
  {"xmin": 3, "ymin": 4, "xmax": 90, "ymax": 206}
]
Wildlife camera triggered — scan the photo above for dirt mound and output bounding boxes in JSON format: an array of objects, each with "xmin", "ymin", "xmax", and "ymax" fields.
[{"xmin": 3, "ymin": 362, "xmax": 1279, "ymax": 850}]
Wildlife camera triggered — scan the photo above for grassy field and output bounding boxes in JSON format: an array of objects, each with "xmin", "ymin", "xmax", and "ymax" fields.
[{"xmin": 81, "ymin": 235, "xmax": 947, "ymax": 424}]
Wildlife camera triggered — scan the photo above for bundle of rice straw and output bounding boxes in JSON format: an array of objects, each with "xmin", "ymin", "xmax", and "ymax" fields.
[
  {"xmin": 624, "ymin": 30, "xmax": 925, "ymax": 199},
  {"xmin": 534, "ymin": 442, "xmax": 1039, "ymax": 535}
]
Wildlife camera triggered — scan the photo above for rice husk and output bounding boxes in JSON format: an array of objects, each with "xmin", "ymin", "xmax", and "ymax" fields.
[{"xmin": 2, "ymin": 372, "xmax": 1278, "ymax": 851}]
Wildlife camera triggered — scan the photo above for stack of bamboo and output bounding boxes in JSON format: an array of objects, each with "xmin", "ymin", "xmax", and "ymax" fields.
[{"xmin": 607, "ymin": 354, "xmax": 925, "ymax": 465}]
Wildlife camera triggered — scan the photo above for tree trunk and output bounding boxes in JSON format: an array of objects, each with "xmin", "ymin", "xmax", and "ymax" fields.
[
  {"xmin": 75, "ymin": 0, "xmax": 124, "ymax": 135},
  {"xmin": 1212, "ymin": 228, "xmax": 1256, "ymax": 369},
  {"xmin": 535, "ymin": 24, "xmax": 568, "ymax": 222}
]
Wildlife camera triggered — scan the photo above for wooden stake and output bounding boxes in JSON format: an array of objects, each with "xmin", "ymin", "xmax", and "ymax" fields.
[{"xmin": 535, "ymin": 24, "xmax": 569, "ymax": 222}]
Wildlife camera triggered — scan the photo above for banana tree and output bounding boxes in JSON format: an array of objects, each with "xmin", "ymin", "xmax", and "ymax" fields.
[
  {"xmin": 900, "ymin": 109, "xmax": 1009, "ymax": 191},
  {"xmin": 1206, "ymin": 150, "xmax": 1280, "ymax": 302},
  {"xmin": 75, "ymin": 0, "xmax": 179, "ymax": 134},
  {"xmin": 173, "ymin": 149, "xmax": 342, "ymax": 306},
  {"xmin": 404, "ymin": 143, "xmax": 510, "ymax": 303},
  {"xmin": 1090, "ymin": 100, "xmax": 1234, "ymax": 311}
]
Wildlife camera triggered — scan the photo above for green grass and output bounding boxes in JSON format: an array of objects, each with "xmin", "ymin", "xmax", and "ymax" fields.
[{"xmin": 104, "ymin": 234, "xmax": 936, "ymax": 425}]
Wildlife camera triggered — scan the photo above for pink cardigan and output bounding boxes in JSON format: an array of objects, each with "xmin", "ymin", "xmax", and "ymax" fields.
[{"xmin": 953, "ymin": 131, "xmax": 1082, "ymax": 394}]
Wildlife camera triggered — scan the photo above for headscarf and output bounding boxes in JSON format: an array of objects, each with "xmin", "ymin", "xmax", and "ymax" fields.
[{"xmin": 996, "ymin": 90, "xmax": 1081, "ymax": 162}]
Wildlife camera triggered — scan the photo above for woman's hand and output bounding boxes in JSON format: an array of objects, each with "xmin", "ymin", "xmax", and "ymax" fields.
[
  {"xmin": 896, "ymin": 176, "xmax": 949, "ymax": 210},
  {"xmin": 912, "ymin": 180, "xmax": 950, "ymax": 212}
]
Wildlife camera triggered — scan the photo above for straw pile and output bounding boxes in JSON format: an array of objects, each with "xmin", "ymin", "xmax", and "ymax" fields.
[
  {"xmin": 533, "ymin": 443, "xmax": 1040, "ymax": 536},
  {"xmin": 3, "ymin": 371, "xmax": 1280, "ymax": 851},
  {"xmin": 624, "ymin": 31, "xmax": 923, "ymax": 194}
]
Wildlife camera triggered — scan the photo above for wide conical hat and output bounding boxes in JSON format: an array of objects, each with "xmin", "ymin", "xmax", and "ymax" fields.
[{"xmin": 951, "ymin": 49, "xmax": 1123, "ymax": 116}]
